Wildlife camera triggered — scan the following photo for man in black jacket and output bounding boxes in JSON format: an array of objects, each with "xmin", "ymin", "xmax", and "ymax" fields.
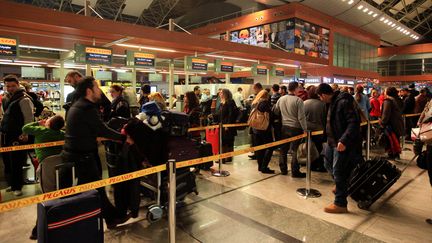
[
  {"xmin": 1, "ymin": 75, "xmax": 34, "ymax": 196},
  {"xmin": 317, "ymin": 83, "xmax": 361, "ymax": 214},
  {"xmin": 401, "ymin": 87, "xmax": 416, "ymax": 140},
  {"xmin": 62, "ymin": 76, "xmax": 130, "ymax": 228}
]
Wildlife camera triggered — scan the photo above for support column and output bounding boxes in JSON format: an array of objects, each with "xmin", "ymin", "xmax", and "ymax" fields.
[
  {"xmin": 266, "ymin": 70, "xmax": 270, "ymax": 85},
  {"xmin": 225, "ymin": 73, "xmax": 230, "ymax": 84},
  {"xmin": 131, "ymin": 67, "xmax": 137, "ymax": 90},
  {"xmin": 59, "ymin": 60, "xmax": 65, "ymax": 108},
  {"xmin": 168, "ymin": 59, "xmax": 175, "ymax": 108},
  {"xmin": 184, "ymin": 56, "xmax": 189, "ymax": 86}
]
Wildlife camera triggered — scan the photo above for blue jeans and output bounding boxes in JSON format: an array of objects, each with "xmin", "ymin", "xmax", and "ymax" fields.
[{"xmin": 323, "ymin": 145, "xmax": 359, "ymax": 207}]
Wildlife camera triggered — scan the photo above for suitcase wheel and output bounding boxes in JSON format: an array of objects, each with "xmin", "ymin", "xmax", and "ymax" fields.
[
  {"xmin": 358, "ymin": 201, "xmax": 371, "ymax": 210},
  {"xmin": 147, "ymin": 205, "xmax": 163, "ymax": 223}
]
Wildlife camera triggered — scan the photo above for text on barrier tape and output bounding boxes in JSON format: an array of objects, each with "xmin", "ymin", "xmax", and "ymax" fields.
[
  {"xmin": 0, "ymin": 141, "xmax": 65, "ymax": 153},
  {"xmin": 0, "ymin": 164, "xmax": 166, "ymax": 213}
]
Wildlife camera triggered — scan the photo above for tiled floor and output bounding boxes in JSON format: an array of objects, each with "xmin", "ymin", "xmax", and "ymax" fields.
[{"xmin": 0, "ymin": 141, "xmax": 431, "ymax": 242}]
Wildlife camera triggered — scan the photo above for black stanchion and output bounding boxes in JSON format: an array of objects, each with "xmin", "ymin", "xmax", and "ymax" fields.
[{"xmin": 212, "ymin": 123, "xmax": 230, "ymax": 177}]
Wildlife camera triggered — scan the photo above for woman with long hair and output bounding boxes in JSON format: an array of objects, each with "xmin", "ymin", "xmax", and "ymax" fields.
[
  {"xmin": 380, "ymin": 87, "xmax": 404, "ymax": 160},
  {"xmin": 184, "ymin": 91, "xmax": 201, "ymax": 138},
  {"xmin": 215, "ymin": 89, "xmax": 237, "ymax": 163},
  {"xmin": 354, "ymin": 85, "xmax": 371, "ymax": 119},
  {"xmin": 109, "ymin": 84, "xmax": 130, "ymax": 119},
  {"xmin": 251, "ymin": 90, "xmax": 274, "ymax": 173}
]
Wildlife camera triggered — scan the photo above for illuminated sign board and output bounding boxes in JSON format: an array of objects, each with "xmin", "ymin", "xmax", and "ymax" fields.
[
  {"xmin": 186, "ymin": 57, "xmax": 208, "ymax": 71},
  {"xmin": 252, "ymin": 64, "xmax": 268, "ymax": 76},
  {"xmin": 334, "ymin": 78, "xmax": 346, "ymax": 84},
  {"xmin": 126, "ymin": 51, "xmax": 156, "ymax": 68},
  {"xmin": 323, "ymin": 77, "xmax": 332, "ymax": 83},
  {"xmin": 304, "ymin": 78, "xmax": 320, "ymax": 84},
  {"xmin": 215, "ymin": 59, "xmax": 234, "ymax": 73},
  {"xmin": 271, "ymin": 66, "xmax": 285, "ymax": 77},
  {"xmin": 0, "ymin": 37, "xmax": 18, "ymax": 58},
  {"xmin": 74, "ymin": 44, "xmax": 112, "ymax": 65}
]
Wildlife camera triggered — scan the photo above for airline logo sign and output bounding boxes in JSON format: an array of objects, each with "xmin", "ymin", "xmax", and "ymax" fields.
[
  {"xmin": 191, "ymin": 58, "xmax": 208, "ymax": 71},
  {"xmin": 0, "ymin": 37, "xmax": 18, "ymax": 57},
  {"xmin": 84, "ymin": 46, "xmax": 112, "ymax": 65},
  {"xmin": 134, "ymin": 52, "xmax": 155, "ymax": 67},
  {"xmin": 271, "ymin": 66, "xmax": 285, "ymax": 77}
]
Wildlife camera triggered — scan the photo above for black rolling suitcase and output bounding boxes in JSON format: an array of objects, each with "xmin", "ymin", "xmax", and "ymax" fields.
[
  {"xmin": 348, "ymin": 158, "xmax": 402, "ymax": 209},
  {"xmin": 37, "ymin": 163, "xmax": 103, "ymax": 243},
  {"xmin": 198, "ymin": 141, "xmax": 214, "ymax": 170}
]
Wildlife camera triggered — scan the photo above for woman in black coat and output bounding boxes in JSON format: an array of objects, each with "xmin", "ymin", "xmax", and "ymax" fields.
[
  {"xmin": 215, "ymin": 89, "xmax": 237, "ymax": 163},
  {"xmin": 109, "ymin": 85, "xmax": 131, "ymax": 119},
  {"xmin": 251, "ymin": 90, "xmax": 274, "ymax": 173}
]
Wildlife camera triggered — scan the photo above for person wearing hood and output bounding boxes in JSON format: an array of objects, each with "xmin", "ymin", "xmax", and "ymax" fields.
[
  {"xmin": 317, "ymin": 83, "xmax": 361, "ymax": 214},
  {"xmin": 0, "ymin": 75, "xmax": 34, "ymax": 196}
]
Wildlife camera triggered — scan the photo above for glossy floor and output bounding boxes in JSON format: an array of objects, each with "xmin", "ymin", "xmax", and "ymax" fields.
[{"xmin": 0, "ymin": 144, "xmax": 431, "ymax": 242}]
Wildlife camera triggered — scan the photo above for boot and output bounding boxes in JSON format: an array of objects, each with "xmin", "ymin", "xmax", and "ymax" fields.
[{"xmin": 324, "ymin": 203, "xmax": 348, "ymax": 214}]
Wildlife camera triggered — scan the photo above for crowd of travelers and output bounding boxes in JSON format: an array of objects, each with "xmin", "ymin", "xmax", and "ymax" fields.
[{"xmin": 1, "ymin": 70, "xmax": 432, "ymax": 240}]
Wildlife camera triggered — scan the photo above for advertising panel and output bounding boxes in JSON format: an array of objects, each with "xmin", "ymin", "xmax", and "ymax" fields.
[
  {"xmin": 225, "ymin": 18, "xmax": 329, "ymax": 60},
  {"xmin": 75, "ymin": 44, "xmax": 112, "ymax": 65},
  {"xmin": 0, "ymin": 37, "xmax": 18, "ymax": 58}
]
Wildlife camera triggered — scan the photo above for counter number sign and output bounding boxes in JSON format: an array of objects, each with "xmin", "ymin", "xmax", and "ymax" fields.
[
  {"xmin": 85, "ymin": 47, "xmax": 112, "ymax": 65},
  {"xmin": 0, "ymin": 37, "xmax": 18, "ymax": 58},
  {"xmin": 191, "ymin": 58, "xmax": 208, "ymax": 71}
]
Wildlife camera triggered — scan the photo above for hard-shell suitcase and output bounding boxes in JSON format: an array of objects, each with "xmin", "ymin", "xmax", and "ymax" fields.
[
  {"xmin": 37, "ymin": 163, "xmax": 103, "ymax": 243},
  {"xmin": 348, "ymin": 158, "xmax": 401, "ymax": 209},
  {"xmin": 37, "ymin": 190, "xmax": 103, "ymax": 243}
]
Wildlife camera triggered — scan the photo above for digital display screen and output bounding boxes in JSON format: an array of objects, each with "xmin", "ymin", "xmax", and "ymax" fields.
[
  {"xmin": 256, "ymin": 65, "xmax": 268, "ymax": 75},
  {"xmin": 0, "ymin": 37, "xmax": 17, "ymax": 57},
  {"xmin": 134, "ymin": 52, "xmax": 155, "ymax": 67},
  {"xmin": 220, "ymin": 61, "xmax": 234, "ymax": 72},
  {"xmin": 274, "ymin": 67, "xmax": 285, "ymax": 76},
  {"xmin": 191, "ymin": 58, "xmax": 208, "ymax": 71},
  {"xmin": 85, "ymin": 47, "xmax": 112, "ymax": 65}
]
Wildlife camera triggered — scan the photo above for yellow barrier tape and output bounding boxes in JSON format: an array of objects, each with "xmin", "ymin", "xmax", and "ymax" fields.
[
  {"xmin": 223, "ymin": 123, "xmax": 249, "ymax": 128},
  {"xmin": 404, "ymin": 113, "xmax": 421, "ymax": 118},
  {"xmin": 188, "ymin": 125, "xmax": 219, "ymax": 132},
  {"xmin": 312, "ymin": 131, "xmax": 324, "ymax": 136},
  {"xmin": 0, "ymin": 141, "xmax": 65, "ymax": 153},
  {"xmin": 0, "ymin": 164, "xmax": 166, "ymax": 213}
]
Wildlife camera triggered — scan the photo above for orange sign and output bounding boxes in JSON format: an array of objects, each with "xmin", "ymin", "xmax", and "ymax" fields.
[
  {"xmin": 0, "ymin": 38, "xmax": 16, "ymax": 46},
  {"xmin": 134, "ymin": 52, "xmax": 155, "ymax": 59},
  {"xmin": 85, "ymin": 47, "xmax": 112, "ymax": 55}
]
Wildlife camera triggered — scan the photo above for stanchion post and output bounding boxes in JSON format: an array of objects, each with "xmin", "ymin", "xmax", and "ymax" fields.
[
  {"xmin": 402, "ymin": 115, "xmax": 406, "ymax": 150},
  {"xmin": 212, "ymin": 123, "xmax": 230, "ymax": 177},
  {"xmin": 296, "ymin": 131, "xmax": 321, "ymax": 198},
  {"xmin": 366, "ymin": 119, "xmax": 371, "ymax": 161},
  {"xmin": 167, "ymin": 159, "xmax": 176, "ymax": 243}
]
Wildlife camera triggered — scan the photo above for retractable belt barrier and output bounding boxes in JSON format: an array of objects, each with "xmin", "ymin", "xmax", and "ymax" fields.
[{"xmin": 0, "ymin": 113, "xmax": 422, "ymax": 212}]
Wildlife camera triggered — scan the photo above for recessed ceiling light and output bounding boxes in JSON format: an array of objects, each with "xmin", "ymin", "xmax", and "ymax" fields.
[
  {"xmin": 405, "ymin": 32, "xmax": 410, "ymax": 35},
  {"xmin": 400, "ymin": 28, "xmax": 404, "ymax": 32},
  {"xmin": 388, "ymin": 21, "xmax": 393, "ymax": 25},
  {"xmin": 363, "ymin": 8, "xmax": 369, "ymax": 12},
  {"xmin": 396, "ymin": 27, "xmax": 401, "ymax": 30},
  {"xmin": 358, "ymin": 5, "xmax": 364, "ymax": 10},
  {"xmin": 391, "ymin": 23, "xmax": 396, "ymax": 27},
  {"xmin": 373, "ymin": 13, "xmax": 378, "ymax": 17},
  {"xmin": 348, "ymin": 0, "xmax": 354, "ymax": 4},
  {"xmin": 384, "ymin": 19, "xmax": 389, "ymax": 23},
  {"xmin": 368, "ymin": 11, "xmax": 373, "ymax": 15},
  {"xmin": 380, "ymin": 17, "xmax": 385, "ymax": 21}
]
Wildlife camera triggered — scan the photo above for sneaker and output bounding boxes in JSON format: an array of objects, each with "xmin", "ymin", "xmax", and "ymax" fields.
[
  {"xmin": 292, "ymin": 171, "xmax": 306, "ymax": 178},
  {"xmin": 13, "ymin": 190, "xmax": 23, "ymax": 196},
  {"xmin": 324, "ymin": 203, "xmax": 348, "ymax": 214}
]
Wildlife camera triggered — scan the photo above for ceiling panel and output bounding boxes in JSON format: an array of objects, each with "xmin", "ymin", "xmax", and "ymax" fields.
[
  {"xmin": 302, "ymin": 0, "xmax": 358, "ymax": 16},
  {"xmin": 122, "ymin": 0, "xmax": 153, "ymax": 17}
]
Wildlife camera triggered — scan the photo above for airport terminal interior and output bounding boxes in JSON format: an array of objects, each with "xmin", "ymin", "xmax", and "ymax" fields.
[{"xmin": 0, "ymin": 0, "xmax": 431, "ymax": 242}]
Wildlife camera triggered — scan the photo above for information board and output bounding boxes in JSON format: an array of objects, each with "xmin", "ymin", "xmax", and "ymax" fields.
[
  {"xmin": 186, "ymin": 57, "xmax": 208, "ymax": 72},
  {"xmin": 0, "ymin": 37, "xmax": 18, "ymax": 58},
  {"xmin": 126, "ymin": 51, "xmax": 155, "ymax": 68},
  {"xmin": 252, "ymin": 64, "xmax": 268, "ymax": 76},
  {"xmin": 75, "ymin": 44, "xmax": 112, "ymax": 65},
  {"xmin": 271, "ymin": 66, "xmax": 285, "ymax": 77},
  {"xmin": 214, "ymin": 59, "xmax": 234, "ymax": 73}
]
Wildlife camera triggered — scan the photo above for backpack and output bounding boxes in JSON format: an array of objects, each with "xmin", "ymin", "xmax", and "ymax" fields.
[{"xmin": 248, "ymin": 108, "xmax": 269, "ymax": 131}]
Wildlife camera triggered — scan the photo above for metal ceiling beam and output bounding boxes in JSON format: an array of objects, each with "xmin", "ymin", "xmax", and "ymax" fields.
[
  {"xmin": 136, "ymin": 0, "xmax": 180, "ymax": 26},
  {"xmin": 394, "ymin": 0, "xmax": 428, "ymax": 21},
  {"xmin": 93, "ymin": 0, "xmax": 125, "ymax": 20}
]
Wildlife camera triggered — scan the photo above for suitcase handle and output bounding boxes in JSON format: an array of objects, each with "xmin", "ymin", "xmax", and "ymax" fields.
[{"xmin": 55, "ymin": 163, "xmax": 76, "ymax": 191}]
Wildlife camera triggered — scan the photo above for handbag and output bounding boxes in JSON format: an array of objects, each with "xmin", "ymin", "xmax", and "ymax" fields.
[
  {"xmin": 413, "ymin": 123, "xmax": 432, "ymax": 144},
  {"xmin": 247, "ymin": 108, "xmax": 270, "ymax": 131},
  {"xmin": 297, "ymin": 141, "xmax": 319, "ymax": 165}
]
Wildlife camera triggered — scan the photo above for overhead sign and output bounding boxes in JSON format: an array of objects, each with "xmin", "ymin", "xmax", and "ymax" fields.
[
  {"xmin": 304, "ymin": 78, "xmax": 321, "ymax": 84},
  {"xmin": 271, "ymin": 66, "xmax": 285, "ymax": 77},
  {"xmin": 186, "ymin": 57, "xmax": 208, "ymax": 72},
  {"xmin": 74, "ymin": 44, "xmax": 112, "ymax": 65},
  {"xmin": 0, "ymin": 37, "xmax": 18, "ymax": 58},
  {"xmin": 334, "ymin": 78, "xmax": 346, "ymax": 84},
  {"xmin": 323, "ymin": 77, "xmax": 332, "ymax": 84},
  {"xmin": 126, "ymin": 51, "xmax": 156, "ymax": 68},
  {"xmin": 215, "ymin": 59, "xmax": 234, "ymax": 73},
  {"xmin": 252, "ymin": 64, "xmax": 268, "ymax": 76}
]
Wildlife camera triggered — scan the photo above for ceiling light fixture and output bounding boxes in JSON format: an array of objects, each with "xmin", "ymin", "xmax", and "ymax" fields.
[
  {"xmin": 387, "ymin": 21, "xmax": 393, "ymax": 25},
  {"xmin": 111, "ymin": 69, "xmax": 128, "ymax": 73},
  {"xmin": 391, "ymin": 23, "xmax": 396, "ymax": 27},
  {"xmin": 113, "ymin": 54, "xmax": 127, "ymax": 57},
  {"xmin": 368, "ymin": 11, "xmax": 373, "ymax": 15},
  {"xmin": 19, "ymin": 45, "xmax": 70, "ymax": 52},
  {"xmin": 0, "ymin": 62, "xmax": 42, "ymax": 67},
  {"xmin": 405, "ymin": 31, "xmax": 410, "ymax": 35},
  {"xmin": 363, "ymin": 8, "xmax": 369, "ymax": 13},
  {"xmin": 0, "ymin": 59, "xmax": 13, "ymax": 62},
  {"xmin": 380, "ymin": 17, "xmax": 385, "ymax": 21},
  {"xmin": 348, "ymin": 0, "xmax": 354, "ymax": 4},
  {"xmin": 373, "ymin": 13, "xmax": 378, "ymax": 17},
  {"xmin": 116, "ymin": 43, "xmax": 176, "ymax": 53},
  {"xmin": 357, "ymin": 5, "xmax": 364, "ymax": 10},
  {"xmin": 396, "ymin": 27, "xmax": 401, "ymax": 30},
  {"xmin": 383, "ymin": 19, "xmax": 389, "ymax": 23},
  {"xmin": 274, "ymin": 63, "xmax": 299, "ymax": 68},
  {"xmin": 204, "ymin": 54, "xmax": 258, "ymax": 62},
  {"xmin": 14, "ymin": 60, "xmax": 48, "ymax": 65}
]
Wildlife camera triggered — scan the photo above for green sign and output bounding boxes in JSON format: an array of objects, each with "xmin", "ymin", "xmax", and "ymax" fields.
[
  {"xmin": 74, "ymin": 44, "xmax": 112, "ymax": 65},
  {"xmin": 126, "ymin": 50, "xmax": 156, "ymax": 68},
  {"xmin": 214, "ymin": 59, "xmax": 234, "ymax": 73},
  {"xmin": 185, "ymin": 57, "xmax": 208, "ymax": 72},
  {"xmin": 0, "ymin": 36, "xmax": 19, "ymax": 58}
]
